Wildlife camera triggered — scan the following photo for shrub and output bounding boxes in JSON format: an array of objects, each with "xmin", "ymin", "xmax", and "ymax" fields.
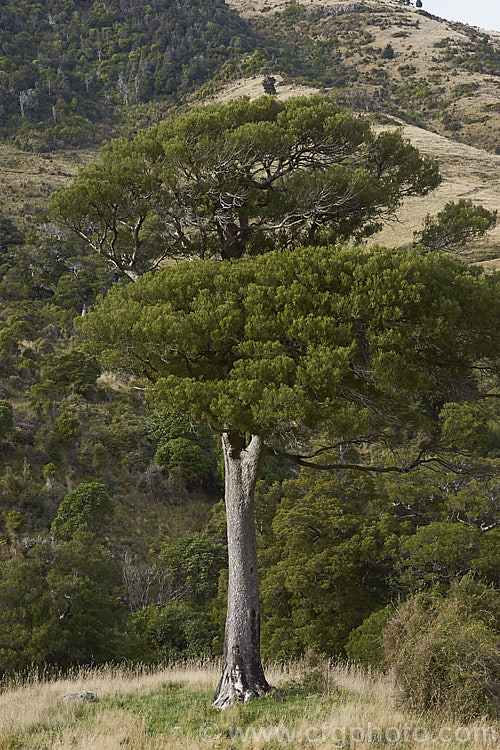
[
  {"xmin": 155, "ymin": 438, "xmax": 214, "ymax": 483},
  {"xmin": 51, "ymin": 482, "xmax": 113, "ymax": 540},
  {"xmin": 0, "ymin": 399, "xmax": 14, "ymax": 438},
  {"xmin": 52, "ymin": 410, "xmax": 81, "ymax": 447},
  {"xmin": 29, "ymin": 379, "xmax": 57, "ymax": 417},
  {"xmin": 345, "ymin": 605, "xmax": 394, "ymax": 668},
  {"xmin": 383, "ymin": 576, "xmax": 500, "ymax": 719},
  {"xmin": 161, "ymin": 533, "xmax": 227, "ymax": 606},
  {"xmin": 381, "ymin": 43, "xmax": 394, "ymax": 60},
  {"xmin": 5, "ymin": 509, "xmax": 24, "ymax": 532},
  {"xmin": 125, "ymin": 601, "xmax": 218, "ymax": 663},
  {"xmin": 150, "ymin": 411, "xmax": 218, "ymax": 486},
  {"xmin": 42, "ymin": 351, "xmax": 101, "ymax": 397}
]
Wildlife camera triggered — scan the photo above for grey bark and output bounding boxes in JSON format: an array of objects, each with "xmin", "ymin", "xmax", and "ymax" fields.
[{"xmin": 212, "ymin": 432, "xmax": 270, "ymax": 709}]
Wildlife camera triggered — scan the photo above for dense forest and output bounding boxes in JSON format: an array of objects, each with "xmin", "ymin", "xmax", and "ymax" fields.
[{"xmin": 0, "ymin": 0, "xmax": 260, "ymax": 148}]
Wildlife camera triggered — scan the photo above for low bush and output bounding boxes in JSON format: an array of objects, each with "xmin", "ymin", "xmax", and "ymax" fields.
[
  {"xmin": 0, "ymin": 400, "xmax": 14, "ymax": 438},
  {"xmin": 345, "ymin": 604, "xmax": 394, "ymax": 668},
  {"xmin": 383, "ymin": 576, "xmax": 500, "ymax": 719},
  {"xmin": 51, "ymin": 482, "xmax": 113, "ymax": 540}
]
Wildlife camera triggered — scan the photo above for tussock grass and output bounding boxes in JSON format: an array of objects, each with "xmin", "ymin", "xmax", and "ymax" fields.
[{"xmin": 0, "ymin": 659, "xmax": 497, "ymax": 749}]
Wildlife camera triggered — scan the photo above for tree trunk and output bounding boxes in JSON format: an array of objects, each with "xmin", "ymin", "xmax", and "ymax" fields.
[{"xmin": 212, "ymin": 432, "xmax": 270, "ymax": 709}]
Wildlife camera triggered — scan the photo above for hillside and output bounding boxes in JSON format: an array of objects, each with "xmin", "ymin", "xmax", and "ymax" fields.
[
  {"xmin": 0, "ymin": 0, "xmax": 258, "ymax": 149},
  {"xmin": 238, "ymin": 0, "xmax": 500, "ymax": 154},
  {"xmin": 0, "ymin": 0, "xmax": 498, "ymax": 261},
  {"xmin": 1, "ymin": 0, "xmax": 498, "ymax": 153}
]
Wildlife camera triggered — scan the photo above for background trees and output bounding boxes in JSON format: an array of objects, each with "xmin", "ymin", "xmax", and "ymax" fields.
[
  {"xmin": 0, "ymin": 531, "xmax": 127, "ymax": 676},
  {"xmin": 0, "ymin": 0, "xmax": 259, "ymax": 148},
  {"xmin": 49, "ymin": 96, "xmax": 440, "ymax": 278},
  {"xmin": 50, "ymin": 482, "xmax": 113, "ymax": 540}
]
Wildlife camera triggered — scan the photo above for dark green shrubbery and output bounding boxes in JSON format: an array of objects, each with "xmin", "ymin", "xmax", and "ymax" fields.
[
  {"xmin": 51, "ymin": 410, "xmax": 81, "ymax": 449},
  {"xmin": 0, "ymin": 400, "xmax": 14, "ymax": 438},
  {"xmin": 381, "ymin": 43, "xmax": 394, "ymax": 60},
  {"xmin": 125, "ymin": 601, "xmax": 218, "ymax": 663},
  {"xmin": 42, "ymin": 351, "xmax": 101, "ymax": 398},
  {"xmin": 161, "ymin": 533, "xmax": 227, "ymax": 607},
  {"xmin": 345, "ymin": 605, "xmax": 394, "ymax": 668},
  {"xmin": 151, "ymin": 412, "xmax": 218, "ymax": 488},
  {"xmin": 0, "ymin": 530, "xmax": 127, "ymax": 676},
  {"xmin": 51, "ymin": 482, "xmax": 113, "ymax": 540},
  {"xmin": 383, "ymin": 576, "xmax": 500, "ymax": 719}
]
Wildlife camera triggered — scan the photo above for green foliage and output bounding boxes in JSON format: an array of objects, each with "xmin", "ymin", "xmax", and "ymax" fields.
[
  {"xmin": 383, "ymin": 576, "xmax": 500, "ymax": 719},
  {"xmin": 0, "ymin": 315, "xmax": 35, "ymax": 370},
  {"xmin": 0, "ymin": 531, "xmax": 126, "ymax": 676},
  {"xmin": 150, "ymin": 412, "xmax": 218, "ymax": 486},
  {"xmin": 259, "ymin": 472, "xmax": 400, "ymax": 659},
  {"xmin": 0, "ymin": 400, "xmax": 14, "ymax": 438},
  {"xmin": 282, "ymin": 1, "xmax": 305, "ymax": 23},
  {"xmin": 0, "ymin": 0, "xmax": 258, "ymax": 147},
  {"xmin": 43, "ymin": 462, "xmax": 56, "ymax": 480},
  {"xmin": 439, "ymin": 401, "xmax": 500, "ymax": 455},
  {"xmin": 0, "ymin": 213, "xmax": 23, "ymax": 253},
  {"xmin": 5, "ymin": 509, "xmax": 24, "ymax": 532},
  {"xmin": 28, "ymin": 379, "xmax": 57, "ymax": 417},
  {"xmin": 80, "ymin": 245, "xmax": 500, "ymax": 447},
  {"xmin": 51, "ymin": 482, "xmax": 113, "ymax": 540},
  {"xmin": 52, "ymin": 410, "xmax": 81, "ymax": 447},
  {"xmin": 415, "ymin": 199, "xmax": 497, "ymax": 252},
  {"xmin": 381, "ymin": 43, "xmax": 395, "ymax": 60},
  {"xmin": 345, "ymin": 605, "xmax": 395, "ymax": 668},
  {"xmin": 262, "ymin": 74, "xmax": 277, "ymax": 95},
  {"xmin": 0, "ymin": 229, "xmax": 116, "ymax": 313},
  {"xmin": 50, "ymin": 96, "xmax": 440, "ymax": 276},
  {"xmin": 42, "ymin": 351, "xmax": 101, "ymax": 397},
  {"xmin": 161, "ymin": 533, "xmax": 227, "ymax": 607},
  {"xmin": 155, "ymin": 439, "xmax": 214, "ymax": 483},
  {"xmin": 125, "ymin": 601, "xmax": 219, "ymax": 663},
  {"xmin": 397, "ymin": 521, "xmax": 500, "ymax": 590}
]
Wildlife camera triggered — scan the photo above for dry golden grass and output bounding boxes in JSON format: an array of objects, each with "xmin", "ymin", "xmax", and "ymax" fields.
[
  {"xmin": 0, "ymin": 142, "xmax": 98, "ymax": 228},
  {"xmin": 0, "ymin": 662, "xmax": 216, "ymax": 739},
  {"xmin": 371, "ymin": 120, "xmax": 500, "ymax": 261},
  {"xmin": 0, "ymin": 661, "xmax": 497, "ymax": 749}
]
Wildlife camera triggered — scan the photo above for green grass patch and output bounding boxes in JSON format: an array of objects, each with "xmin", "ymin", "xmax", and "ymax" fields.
[{"xmin": 102, "ymin": 680, "xmax": 346, "ymax": 745}]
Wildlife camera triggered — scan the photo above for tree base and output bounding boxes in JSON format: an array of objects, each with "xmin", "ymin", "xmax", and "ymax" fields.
[{"xmin": 212, "ymin": 663, "xmax": 270, "ymax": 710}]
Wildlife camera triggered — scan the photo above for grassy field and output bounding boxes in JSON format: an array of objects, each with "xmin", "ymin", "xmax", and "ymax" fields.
[
  {"xmin": 0, "ymin": 660, "xmax": 497, "ymax": 749},
  {"xmin": 0, "ymin": 143, "xmax": 98, "ymax": 230}
]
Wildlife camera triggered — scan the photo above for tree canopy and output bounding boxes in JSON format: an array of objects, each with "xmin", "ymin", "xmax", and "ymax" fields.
[
  {"xmin": 80, "ymin": 243, "xmax": 499, "ymax": 468},
  {"xmin": 50, "ymin": 96, "xmax": 441, "ymax": 279}
]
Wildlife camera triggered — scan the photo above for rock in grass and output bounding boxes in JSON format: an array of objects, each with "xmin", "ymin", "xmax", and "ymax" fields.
[{"xmin": 61, "ymin": 691, "xmax": 96, "ymax": 704}]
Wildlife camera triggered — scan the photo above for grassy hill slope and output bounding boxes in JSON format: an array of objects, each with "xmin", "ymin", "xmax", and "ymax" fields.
[{"xmin": 237, "ymin": 0, "xmax": 500, "ymax": 154}]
